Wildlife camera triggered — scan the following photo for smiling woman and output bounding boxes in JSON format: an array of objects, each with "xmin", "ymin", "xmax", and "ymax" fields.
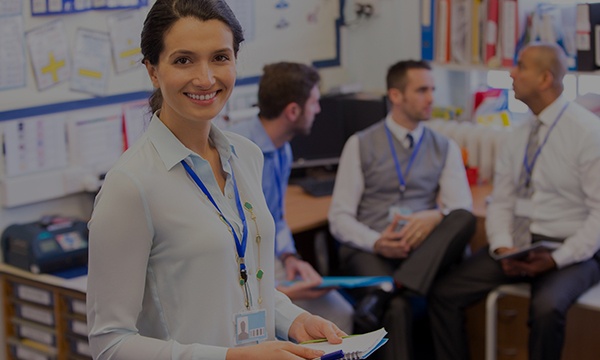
[{"xmin": 85, "ymin": 1, "xmax": 345, "ymax": 360}]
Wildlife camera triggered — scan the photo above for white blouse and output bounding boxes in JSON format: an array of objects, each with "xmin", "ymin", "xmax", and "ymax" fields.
[{"xmin": 87, "ymin": 114, "xmax": 304, "ymax": 360}]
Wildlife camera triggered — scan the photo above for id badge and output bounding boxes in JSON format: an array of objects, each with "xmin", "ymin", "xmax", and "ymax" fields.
[
  {"xmin": 234, "ymin": 309, "xmax": 267, "ymax": 346},
  {"xmin": 515, "ymin": 198, "xmax": 534, "ymax": 218},
  {"xmin": 388, "ymin": 205, "xmax": 412, "ymax": 231}
]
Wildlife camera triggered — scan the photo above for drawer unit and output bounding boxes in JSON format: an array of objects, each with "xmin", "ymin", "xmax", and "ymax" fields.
[{"xmin": 1, "ymin": 269, "xmax": 87, "ymax": 360}]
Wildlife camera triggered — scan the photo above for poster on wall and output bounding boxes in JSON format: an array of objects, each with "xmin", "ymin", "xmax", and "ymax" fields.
[
  {"xmin": 3, "ymin": 114, "xmax": 69, "ymax": 177},
  {"xmin": 107, "ymin": 9, "xmax": 143, "ymax": 73},
  {"xmin": 26, "ymin": 19, "xmax": 71, "ymax": 91},
  {"xmin": 0, "ymin": 15, "xmax": 26, "ymax": 91},
  {"xmin": 0, "ymin": 0, "xmax": 22, "ymax": 16},
  {"xmin": 70, "ymin": 28, "xmax": 111, "ymax": 96},
  {"xmin": 30, "ymin": 0, "xmax": 148, "ymax": 15}
]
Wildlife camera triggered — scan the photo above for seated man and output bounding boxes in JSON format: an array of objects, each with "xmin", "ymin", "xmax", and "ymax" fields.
[
  {"xmin": 230, "ymin": 61, "xmax": 353, "ymax": 334},
  {"xmin": 328, "ymin": 59, "xmax": 475, "ymax": 360},
  {"xmin": 429, "ymin": 43, "xmax": 600, "ymax": 360}
]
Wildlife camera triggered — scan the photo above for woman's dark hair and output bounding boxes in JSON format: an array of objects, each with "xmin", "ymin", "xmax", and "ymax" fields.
[{"xmin": 141, "ymin": 0, "xmax": 244, "ymax": 113}]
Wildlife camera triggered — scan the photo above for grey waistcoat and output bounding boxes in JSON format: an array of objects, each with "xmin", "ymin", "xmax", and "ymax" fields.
[{"xmin": 357, "ymin": 121, "xmax": 450, "ymax": 233}]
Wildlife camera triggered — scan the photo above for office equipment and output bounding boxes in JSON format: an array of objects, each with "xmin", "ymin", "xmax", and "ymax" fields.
[
  {"xmin": 435, "ymin": 0, "xmax": 451, "ymax": 63},
  {"xmin": 302, "ymin": 327, "xmax": 388, "ymax": 359},
  {"xmin": 315, "ymin": 349, "xmax": 345, "ymax": 360},
  {"xmin": 492, "ymin": 241, "xmax": 560, "ymax": 261},
  {"xmin": 576, "ymin": 2, "xmax": 600, "ymax": 71},
  {"xmin": 290, "ymin": 93, "xmax": 387, "ymax": 169},
  {"xmin": 499, "ymin": 0, "xmax": 518, "ymax": 67},
  {"xmin": 282, "ymin": 276, "xmax": 394, "ymax": 289},
  {"xmin": 1, "ymin": 216, "xmax": 88, "ymax": 274},
  {"xmin": 485, "ymin": 0, "xmax": 500, "ymax": 66},
  {"xmin": 451, "ymin": 0, "xmax": 472, "ymax": 64},
  {"xmin": 293, "ymin": 176, "xmax": 336, "ymax": 197},
  {"xmin": 421, "ymin": 0, "xmax": 436, "ymax": 61}
]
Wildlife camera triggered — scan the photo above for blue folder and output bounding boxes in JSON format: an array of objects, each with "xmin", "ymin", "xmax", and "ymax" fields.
[{"xmin": 282, "ymin": 276, "xmax": 394, "ymax": 289}]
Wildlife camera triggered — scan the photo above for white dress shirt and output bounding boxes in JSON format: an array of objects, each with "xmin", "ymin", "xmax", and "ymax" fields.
[
  {"xmin": 486, "ymin": 96, "xmax": 600, "ymax": 268},
  {"xmin": 328, "ymin": 114, "xmax": 473, "ymax": 252},
  {"xmin": 87, "ymin": 114, "xmax": 304, "ymax": 360}
]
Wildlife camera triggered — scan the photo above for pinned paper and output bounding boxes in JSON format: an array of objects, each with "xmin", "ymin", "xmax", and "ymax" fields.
[
  {"xmin": 26, "ymin": 20, "xmax": 71, "ymax": 91},
  {"xmin": 70, "ymin": 28, "xmax": 111, "ymax": 95},
  {"xmin": 107, "ymin": 10, "xmax": 143, "ymax": 73}
]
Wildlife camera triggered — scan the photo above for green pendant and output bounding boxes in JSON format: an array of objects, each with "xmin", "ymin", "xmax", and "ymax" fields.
[
  {"xmin": 256, "ymin": 269, "xmax": 264, "ymax": 280},
  {"xmin": 239, "ymin": 278, "xmax": 245, "ymax": 286},
  {"xmin": 244, "ymin": 202, "xmax": 253, "ymax": 210}
]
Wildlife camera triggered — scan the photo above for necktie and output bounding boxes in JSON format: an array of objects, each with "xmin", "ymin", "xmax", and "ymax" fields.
[
  {"xmin": 406, "ymin": 133, "xmax": 414, "ymax": 149},
  {"xmin": 512, "ymin": 118, "xmax": 542, "ymax": 246}
]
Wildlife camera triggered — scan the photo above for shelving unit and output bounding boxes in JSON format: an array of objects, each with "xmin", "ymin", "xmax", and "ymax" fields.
[{"xmin": 0, "ymin": 265, "xmax": 89, "ymax": 360}]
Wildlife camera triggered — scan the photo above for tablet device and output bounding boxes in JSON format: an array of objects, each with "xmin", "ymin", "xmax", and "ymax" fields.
[{"xmin": 493, "ymin": 241, "xmax": 561, "ymax": 261}]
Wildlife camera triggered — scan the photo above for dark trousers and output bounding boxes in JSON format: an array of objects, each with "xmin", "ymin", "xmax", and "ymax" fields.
[
  {"xmin": 429, "ymin": 243, "xmax": 600, "ymax": 360},
  {"xmin": 339, "ymin": 209, "xmax": 476, "ymax": 360}
]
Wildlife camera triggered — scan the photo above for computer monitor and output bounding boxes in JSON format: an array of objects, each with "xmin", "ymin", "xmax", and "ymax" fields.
[{"xmin": 290, "ymin": 93, "xmax": 388, "ymax": 169}]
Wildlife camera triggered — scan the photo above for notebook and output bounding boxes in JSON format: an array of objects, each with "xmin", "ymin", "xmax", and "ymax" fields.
[
  {"xmin": 301, "ymin": 328, "xmax": 388, "ymax": 359},
  {"xmin": 281, "ymin": 276, "xmax": 394, "ymax": 289},
  {"xmin": 492, "ymin": 241, "xmax": 561, "ymax": 261}
]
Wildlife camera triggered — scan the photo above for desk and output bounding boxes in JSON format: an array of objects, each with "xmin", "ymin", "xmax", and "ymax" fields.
[{"xmin": 285, "ymin": 185, "xmax": 331, "ymax": 235}]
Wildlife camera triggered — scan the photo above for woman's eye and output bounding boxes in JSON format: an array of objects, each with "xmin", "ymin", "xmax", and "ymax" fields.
[{"xmin": 174, "ymin": 58, "xmax": 191, "ymax": 65}]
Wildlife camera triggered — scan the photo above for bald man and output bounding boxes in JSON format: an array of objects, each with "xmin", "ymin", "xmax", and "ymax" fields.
[{"xmin": 428, "ymin": 42, "xmax": 600, "ymax": 360}]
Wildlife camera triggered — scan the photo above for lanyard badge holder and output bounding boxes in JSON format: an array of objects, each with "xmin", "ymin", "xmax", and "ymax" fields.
[{"xmin": 181, "ymin": 160, "xmax": 267, "ymax": 345}]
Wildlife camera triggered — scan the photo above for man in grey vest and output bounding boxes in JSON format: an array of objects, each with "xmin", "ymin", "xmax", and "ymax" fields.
[{"xmin": 328, "ymin": 60, "xmax": 475, "ymax": 360}]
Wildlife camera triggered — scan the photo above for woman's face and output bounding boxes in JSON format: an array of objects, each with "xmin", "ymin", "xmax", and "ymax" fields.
[{"xmin": 145, "ymin": 18, "xmax": 236, "ymax": 127}]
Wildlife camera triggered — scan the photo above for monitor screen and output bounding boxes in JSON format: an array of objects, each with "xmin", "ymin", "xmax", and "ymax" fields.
[{"xmin": 290, "ymin": 93, "xmax": 388, "ymax": 168}]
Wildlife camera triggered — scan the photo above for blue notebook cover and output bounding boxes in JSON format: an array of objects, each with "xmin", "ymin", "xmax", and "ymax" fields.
[{"xmin": 282, "ymin": 276, "xmax": 393, "ymax": 289}]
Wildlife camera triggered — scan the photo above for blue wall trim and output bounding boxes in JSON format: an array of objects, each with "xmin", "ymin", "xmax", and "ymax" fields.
[{"xmin": 0, "ymin": 91, "xmax": 151, "ymax": 122}]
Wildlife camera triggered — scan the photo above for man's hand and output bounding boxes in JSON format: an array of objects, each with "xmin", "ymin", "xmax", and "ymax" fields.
[
  {"xmin": 495, "ymin": 247, "xmax": 557, "ymax": 277},
  {"xmin": 373, "ymin": 217, "xmax": 410, "ymax": 259},
  {"xmin": 395, "ymin": 209, "xmax": 444, "ymax": 250},
  {"xmin": 278, "ymin": 257, "xmax": 330, "ymax": 300}
]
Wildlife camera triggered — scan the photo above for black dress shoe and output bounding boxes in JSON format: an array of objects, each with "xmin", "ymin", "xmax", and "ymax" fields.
[{"xmin": 354, "ymin": 289, "xmax": 394, "ymax": 332}]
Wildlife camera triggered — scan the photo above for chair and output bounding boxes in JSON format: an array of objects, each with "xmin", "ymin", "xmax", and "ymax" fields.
[{"xmin": 485, "ymin": 282, "xmax": 600, "ymax": 360}]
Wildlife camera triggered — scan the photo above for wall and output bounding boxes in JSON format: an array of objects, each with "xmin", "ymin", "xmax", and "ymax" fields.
[{"xmin": 0, "ymin": 0, "xmax": 422, "ymax": 231}]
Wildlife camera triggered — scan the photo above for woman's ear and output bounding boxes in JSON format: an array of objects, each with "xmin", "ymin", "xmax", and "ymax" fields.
[{"xmin": 145, "ymin": 60, "xmax": 160, "ymax": 89}]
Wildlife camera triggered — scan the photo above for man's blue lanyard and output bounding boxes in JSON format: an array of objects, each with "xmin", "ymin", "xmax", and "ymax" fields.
[
  {"xmin": 385, "ymin": 124, "xmax": 424, "ymax": 196},
  {"xmin": 267, "ymin": 149, "xmax": 286, "ymax": 220},
  {"xmin": 523, "ymin": 103, "xmax": 568, "ymax": 186},
  {"xmin": 180, "ymin": 159, "xmax": 249, "ymax": 283}
]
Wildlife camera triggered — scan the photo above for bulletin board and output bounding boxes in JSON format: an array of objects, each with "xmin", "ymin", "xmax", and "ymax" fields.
[
  {"xmin": 231, "ymin": 0, "xmax": 343, "ymax": 85},
  {"xmin": 0, "ymin": 0, "xmax": 345, "ymax": 208},
  {"xmin": 0, "ymin": 0, "xmax": 345, "ymax": 114}
]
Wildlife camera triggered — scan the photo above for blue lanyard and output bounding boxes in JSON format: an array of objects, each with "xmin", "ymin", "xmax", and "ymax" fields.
[
  {"xmin": 523, "ymin": 103, "xmax": 568, "ymax": 186},
  {"xmin": 385, "ymin": 124, "xmax": 424, "ymax": 196},
  {"xmin": 180, "ymin": 159, "xmax": 249, "ymax": 282},
  {"xmin": 266, "ymin": 149, "xmax": 286, "ymax": 220}
]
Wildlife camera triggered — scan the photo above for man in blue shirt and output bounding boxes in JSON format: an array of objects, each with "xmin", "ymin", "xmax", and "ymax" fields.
[{"xmin": 229, "ymin": 62, "xmax": 354, "ymax": 333}]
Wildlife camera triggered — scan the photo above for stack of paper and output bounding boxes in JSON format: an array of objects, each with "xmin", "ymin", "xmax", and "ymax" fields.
[{"xmin": 301, "ymin": 328, "xmax": 388, "ymax": 359}]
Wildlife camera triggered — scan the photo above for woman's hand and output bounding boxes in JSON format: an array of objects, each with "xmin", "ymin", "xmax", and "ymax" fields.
[
  {"xmin": 226, "ymin": 340, "xmax": 324, "ymax": 360},
  {"xmin": 288, "ymin": 312, "xmax": 346, "ymax": 344}
]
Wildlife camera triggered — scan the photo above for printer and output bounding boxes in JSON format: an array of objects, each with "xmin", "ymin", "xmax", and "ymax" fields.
[{"xmin": 1, "ymin": 216, "xmax": 88, "ymax": 274}]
